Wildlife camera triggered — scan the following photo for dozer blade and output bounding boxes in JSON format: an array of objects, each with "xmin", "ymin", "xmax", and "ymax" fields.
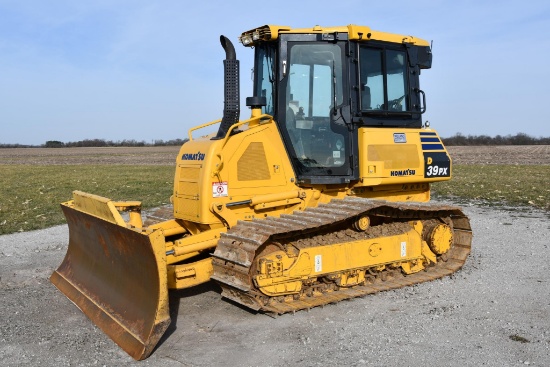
[{"xmin": 50, "ymin": 191, "xmax": 170, "ymax": 360}]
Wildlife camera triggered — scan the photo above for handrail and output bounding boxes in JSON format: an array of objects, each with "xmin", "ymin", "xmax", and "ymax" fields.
[
  {"xmin": 188, "ymin": 118, "xmax": 222, "ymax": 141},
  {"xmin": 220, "ymin": 114, "xmax": 272, "ymax": 149},
  {"xmin": 414, "ymin": 88, "xmax": 427, "ymax": 114},
  {"xmin": 188, "ymin": 114, "xmax": 273, "ymax": 143}
]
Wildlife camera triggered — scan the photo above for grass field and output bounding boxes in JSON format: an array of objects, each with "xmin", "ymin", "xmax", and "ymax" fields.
[
  {"xmin": 0, "ymin": 165, "xmax": 174, "ymax": 234},
  {"xmin": 0, "ymin": 146, "xmax": 549, "ymax": 235},
  {"xmin": 431, "ymin": 165, "xmax": 550, "ymax": 209}
]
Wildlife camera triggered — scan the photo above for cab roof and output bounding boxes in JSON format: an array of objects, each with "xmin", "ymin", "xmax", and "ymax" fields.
[{"xmin": 239, "ymin": 24, "xmax": 430, "ymax": 47}]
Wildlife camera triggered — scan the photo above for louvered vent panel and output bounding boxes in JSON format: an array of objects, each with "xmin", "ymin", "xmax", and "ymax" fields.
[{"xmin": 237, "ymin": 142, "xmax": 270, "ymax": 181}]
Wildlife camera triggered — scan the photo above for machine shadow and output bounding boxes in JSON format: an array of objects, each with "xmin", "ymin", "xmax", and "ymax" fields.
[
  {"xmin": 155, "ymin": 280, "xmax": 222, "ymax": 347},
  {"xmin": 154, "ymin": 279, "xmax": 262, "ymax": 351}
]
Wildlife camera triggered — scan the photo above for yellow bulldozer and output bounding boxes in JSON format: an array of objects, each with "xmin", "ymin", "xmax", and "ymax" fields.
[{"xmin": 50, "ymin": 24, "xmax": 472, "ymax": 360}]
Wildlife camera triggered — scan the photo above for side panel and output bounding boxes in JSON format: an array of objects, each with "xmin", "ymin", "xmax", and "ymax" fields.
[
  {"xmin": 173, "ymin": 120, "xmax": 300, "ymax": 225},
  {"xmin": 357, "ymin": 127, "xmax": 451, "ymax": 187},
  {"xmin": 174, "ymin": 138, "xmax": 219, "ymax": 223}
]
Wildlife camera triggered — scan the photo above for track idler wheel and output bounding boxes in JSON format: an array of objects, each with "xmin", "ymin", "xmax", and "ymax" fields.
[{"xmin": 423, "ymin": 220, "xmax": 454, "ymax": 255}]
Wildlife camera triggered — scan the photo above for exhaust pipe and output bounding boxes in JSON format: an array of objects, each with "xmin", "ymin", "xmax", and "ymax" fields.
[{"xmin": 213, "ymin": 35, "xmax": 240, "ymax": 140}]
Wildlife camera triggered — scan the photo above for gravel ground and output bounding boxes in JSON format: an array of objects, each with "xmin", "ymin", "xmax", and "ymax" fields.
[{"xmin": 1, "ymin": 203, "xmax": 549, "ymax": 366}]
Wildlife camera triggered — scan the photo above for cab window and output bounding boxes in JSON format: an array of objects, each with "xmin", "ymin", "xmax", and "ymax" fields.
[
  {"xmin": 360, "ymin": 47, "xmax": 408, "ymax": 112},
  {"xmin": 284, "ymin": 43, "xmax": 347, "ymax": 169}
]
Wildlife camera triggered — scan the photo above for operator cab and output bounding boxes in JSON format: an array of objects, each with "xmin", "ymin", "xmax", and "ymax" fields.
[{"xmin": 243, "ymin": 25, "xmax": 432, "ymax": 185}]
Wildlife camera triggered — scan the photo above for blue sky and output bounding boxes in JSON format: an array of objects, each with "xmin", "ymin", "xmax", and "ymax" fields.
[{"xmin": 1, "ymin": 0, "xmax": 549, "ymax": 145}]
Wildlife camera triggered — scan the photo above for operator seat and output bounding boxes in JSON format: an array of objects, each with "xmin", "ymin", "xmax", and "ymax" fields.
[{"xmin": 361, "ymin": 83, "xmax": 371, "ymax": 110}]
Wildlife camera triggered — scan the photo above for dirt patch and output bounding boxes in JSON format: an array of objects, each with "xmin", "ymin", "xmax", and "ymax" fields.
[
  {"xmin": 0, "ymin": 146, "xmax": 180, "ymax": 165},
  {"xmin": 447, "ymin": 145, "xmax": 550, "ymax": 165},
  {"xmin": 1, "ymin": 145, "xmax": 549, "ymax": 166}
]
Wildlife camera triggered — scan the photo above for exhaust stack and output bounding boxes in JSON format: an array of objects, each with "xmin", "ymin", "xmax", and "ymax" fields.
[{"xmin": 213, "ymin": 35, "xmax": 240, "ymax": 140}]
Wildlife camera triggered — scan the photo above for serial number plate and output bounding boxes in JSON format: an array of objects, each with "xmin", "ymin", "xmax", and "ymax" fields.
[{"xmin": 393, "ymin": 133, "xmax": 407, "ymax": 143}]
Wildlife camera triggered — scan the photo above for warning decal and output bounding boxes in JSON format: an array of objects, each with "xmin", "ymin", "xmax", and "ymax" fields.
[
  {"xmin": 212, "ymin": 181, "xmax": 228, "ymax": 198},
  {"xmin": 314, "ymin": 254, "xmax": 322, "ymax": 272}
]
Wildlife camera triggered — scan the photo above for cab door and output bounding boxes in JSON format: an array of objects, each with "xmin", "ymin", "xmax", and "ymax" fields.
[{"xmin": 276, "ymin": 34, "xmax": 357, "ymax": 185}]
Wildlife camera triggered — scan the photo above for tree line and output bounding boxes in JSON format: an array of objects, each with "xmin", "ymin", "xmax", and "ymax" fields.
[
  {"xmin": 441, "ymin": 133, "xmax": 550, "ymax": 146},
  {"xmin": 0, "ymin": 138, "xmax": 188, "ymax": 148},
  {"xmin": 0, "ymin": 133, "xmax": 549, "ymax": 148}
]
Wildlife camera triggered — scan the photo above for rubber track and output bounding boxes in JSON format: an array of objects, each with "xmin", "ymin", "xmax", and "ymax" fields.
[{"xmin": 211, "ymin": 197, "xmax": 472, "ymax": 314}]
